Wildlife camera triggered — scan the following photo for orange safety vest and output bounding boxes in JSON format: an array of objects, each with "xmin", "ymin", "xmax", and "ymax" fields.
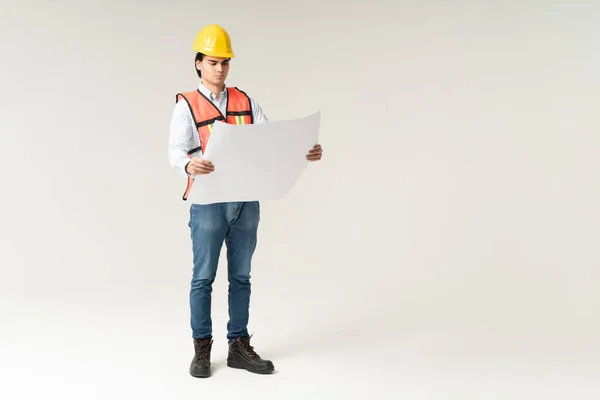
[{"xmin": 175, "ymin": 87, "xmax": 254, "ymax": 201}]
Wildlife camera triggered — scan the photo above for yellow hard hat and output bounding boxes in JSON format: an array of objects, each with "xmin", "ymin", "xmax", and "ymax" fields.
[{"xmin": 192, "ymin": 24, "xmax": 235, "ymax": 58}]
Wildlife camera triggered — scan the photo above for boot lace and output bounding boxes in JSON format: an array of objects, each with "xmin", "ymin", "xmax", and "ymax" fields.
[
  {"xmin": 195, "ymin": 339, "xmax": 212, "ymax": 360},
  {"xmin": 240, "ymin": 335, "xmax": 259, "ymax": 359}
]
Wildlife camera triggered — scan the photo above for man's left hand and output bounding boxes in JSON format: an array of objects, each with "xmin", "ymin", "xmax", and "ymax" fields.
[{"xmin": 306, "ymin": 144, "xmax": 323, "ymax": 162}]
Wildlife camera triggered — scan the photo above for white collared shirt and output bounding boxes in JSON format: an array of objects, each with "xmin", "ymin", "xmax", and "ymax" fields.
[{"xmin": 168, "ymin": 81, "xmax": 269, "ymax": 177}]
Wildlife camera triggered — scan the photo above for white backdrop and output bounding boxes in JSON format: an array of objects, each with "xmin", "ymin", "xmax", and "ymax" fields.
[{"xmin": 1, "ymin": 0, "xmax": 599, "ymax": 399}]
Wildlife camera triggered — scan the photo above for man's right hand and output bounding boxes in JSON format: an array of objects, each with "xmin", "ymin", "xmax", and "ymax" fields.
[{"xmin": 186, "ymin": 158, "xmax": 214, "ymax": 175}]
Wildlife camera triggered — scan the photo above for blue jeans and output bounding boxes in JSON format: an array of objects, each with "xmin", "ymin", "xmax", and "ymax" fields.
[{"xmin": 188, "ymin": 201, "xmax": 260, "ymax": 340}]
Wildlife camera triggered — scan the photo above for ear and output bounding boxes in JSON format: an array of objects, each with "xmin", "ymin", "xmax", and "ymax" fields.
[{"xmin": 195, "ymin": 59, "xmax": 202, "ymax": 71}]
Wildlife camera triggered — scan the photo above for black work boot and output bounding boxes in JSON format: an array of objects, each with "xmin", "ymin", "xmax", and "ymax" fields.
[
  {"xmin": 227, "ymin": 335, "xmax": 275, "ymax": 374},
  {"xmin": 190, "ymin": 337, "xmax": 213, "ymax": 378}
]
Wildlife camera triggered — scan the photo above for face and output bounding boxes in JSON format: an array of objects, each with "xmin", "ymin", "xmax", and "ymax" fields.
[{"xmin": 196, "ymin": 56, "xmax": 230, "ymax": 86}]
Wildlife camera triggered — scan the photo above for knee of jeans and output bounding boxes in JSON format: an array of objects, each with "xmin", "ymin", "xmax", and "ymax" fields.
[
  {"xmin": 191, "ymin": 263, "xmax": 218, "ymax": 285},
  {"xmin": 191, "ymin": 276, "xmax": 216, "ymax": 288},
  {"xmin": 228, "ymin": 271, "xmax": 251, "ymax": 283}
]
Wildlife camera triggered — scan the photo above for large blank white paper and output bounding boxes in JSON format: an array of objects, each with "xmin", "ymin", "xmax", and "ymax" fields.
[{"xmin": 187, "ymin": 110, "xmax": 320, "ymax": 204}]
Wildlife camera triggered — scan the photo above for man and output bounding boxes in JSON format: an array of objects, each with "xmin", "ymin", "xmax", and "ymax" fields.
[{"xmin": 168, "ymin": 24, "xmax": 323, "ymax": 378}]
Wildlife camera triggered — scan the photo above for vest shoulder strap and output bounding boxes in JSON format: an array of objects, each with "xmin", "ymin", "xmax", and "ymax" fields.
[
  {"xmin": 176, "ymin": 90, "xmax": 224, "ymax": 127},
  {"xmin": 176, "ymin": 87, "xmax": 254, "ymax": 125},
  {"xmin": 226, "ymin": 87, "xmax": 253, "ymax": 123}
]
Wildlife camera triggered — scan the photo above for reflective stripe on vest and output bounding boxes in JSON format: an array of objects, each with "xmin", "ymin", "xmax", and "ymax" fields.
[{"xmin": 175, "ymin": 87, "xmax": 254, "ymax": 201}]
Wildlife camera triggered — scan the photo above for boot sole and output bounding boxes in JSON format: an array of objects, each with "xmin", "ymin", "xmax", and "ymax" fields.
[
  {"xmin": 190, "ymin": 371, "xmax": 211, "ymax": 378},
  {"xmin": 227, "ymin": 360, "xmax": 274, "ymax": 374},
  {"xmin": 190, "ymin": 366, "xmax": 211, "ymax": 378}
]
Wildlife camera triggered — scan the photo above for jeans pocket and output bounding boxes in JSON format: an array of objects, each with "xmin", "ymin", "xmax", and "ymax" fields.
[{"xmin": 189, "ymin": 203, "xmax": 198, "ymax": 228}]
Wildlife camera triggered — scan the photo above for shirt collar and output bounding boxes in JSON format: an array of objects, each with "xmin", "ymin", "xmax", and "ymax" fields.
[{"xmin": 198, "ymin": 80, "xmax": 227, "ymax": 101}]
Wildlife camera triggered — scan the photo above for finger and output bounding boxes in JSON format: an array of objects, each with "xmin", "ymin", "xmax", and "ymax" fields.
[
  {"xmin": 193, "ymin": 165, "xmax": 214, "ymax": 173},
  {"xmin": 193, "ymin": 160, "xmax": 214, "ymax": 169},
  {"xmin": 192, "ymin": 159, "xmax": 213, "ymax": 167}
]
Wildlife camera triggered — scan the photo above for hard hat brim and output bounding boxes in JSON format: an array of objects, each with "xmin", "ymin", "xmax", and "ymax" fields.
[{"xmin": 193, "ymin": 47, "xmax": 236, "ymax": 58}]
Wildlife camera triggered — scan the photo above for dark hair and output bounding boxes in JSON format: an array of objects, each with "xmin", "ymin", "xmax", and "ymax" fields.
[{"xmin": 195, "ymin": 52, "xmax": 204, "ymax": 78}]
